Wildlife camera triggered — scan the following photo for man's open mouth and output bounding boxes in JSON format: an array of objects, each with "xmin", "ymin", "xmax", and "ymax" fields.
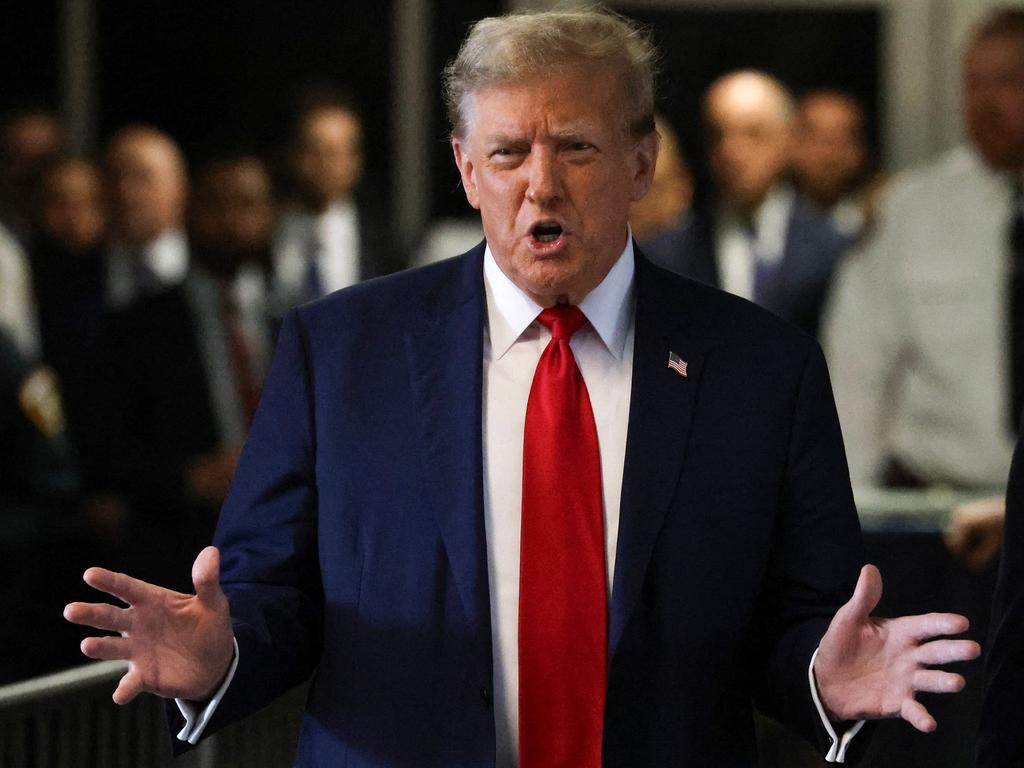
[{"xmin": 531, "ymin": 223, "xmax": 563, "ymax": 243}]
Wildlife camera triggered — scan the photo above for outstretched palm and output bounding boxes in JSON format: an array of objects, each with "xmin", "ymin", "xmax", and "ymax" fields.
[
  {"xmin": 814, "ymin": 564, "xmax": 980, "ymax": 732},
  {"xmin": 64, "ymin": 546, "xmax": 234, "ymax": 704}
]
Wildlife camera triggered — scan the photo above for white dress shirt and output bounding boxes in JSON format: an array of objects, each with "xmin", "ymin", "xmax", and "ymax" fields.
[
  {"xmin": 715, "ymin": 185, "xmax": 794, "ymax": 301},
  {"xmin": 0, "ymin": 221, "xmax": 39, "ymax": 356},
  {"xmin": 179, "ymin": 233, "xmax": 860, "ymax": 762},
  {"xmin": 272, "ymin": 200, "xmax": 361, "ymax": 307},
  {"xmin": 483, "ymin": 239, "xmax": 635, "ymax": 766}
]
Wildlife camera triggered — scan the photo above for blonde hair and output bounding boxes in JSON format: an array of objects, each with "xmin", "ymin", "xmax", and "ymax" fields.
[{"xmin": 443, "ymin": 8, "xmax": 658, "ymax": 139}]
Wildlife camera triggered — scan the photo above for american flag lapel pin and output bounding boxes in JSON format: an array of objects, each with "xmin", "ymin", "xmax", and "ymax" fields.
[{"xmin": 667, "ymin": 351, "xmax": 688, "ymax": 378}]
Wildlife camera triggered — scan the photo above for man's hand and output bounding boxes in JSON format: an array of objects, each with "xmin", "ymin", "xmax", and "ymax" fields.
[
  {"xmin": 944, "ymin": 496, "xmax": 1005, "ymax": 572},
  {"xmin": 64, "ymin": 546, "xmax": 234, "ymax": 704},
  {"xmin": 814, "ymin": 564, "xmax": 980, "ymax": 732}
]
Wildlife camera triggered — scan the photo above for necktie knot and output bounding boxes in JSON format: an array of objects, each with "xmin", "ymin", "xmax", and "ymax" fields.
[{"xmin": 537, "ymin": 305, "xmax": 586, "ymax": 342}]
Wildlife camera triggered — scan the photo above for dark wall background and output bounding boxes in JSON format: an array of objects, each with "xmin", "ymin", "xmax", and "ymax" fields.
[
  {"xmin": 1, "ymin": 2, "xmax": 880, "ymax": 229},
  {"xmin": 96, "ymin": 0, "xmax": 394, "ymax": 190},
  {"xmin": 429, "ymin": 0, "xmax": 504, "ymax": 220},
  {"xmin": 0, "ymin": 0, "xmax": 60, "ymax": 114}
]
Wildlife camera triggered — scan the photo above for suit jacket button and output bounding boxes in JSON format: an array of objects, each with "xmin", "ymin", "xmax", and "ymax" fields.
[{"xmin": 480, "ymin": 687, "xmax": 492, "ymax": 708}]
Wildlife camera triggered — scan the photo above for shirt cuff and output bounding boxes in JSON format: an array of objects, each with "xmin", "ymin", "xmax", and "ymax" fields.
[
  {"xmin": 175, "ymin": 637, "xmax": 240, "ymax": 745},
  {"xmin": 809, "ymin": 646, "xmax": 866, "ymax": 763}
]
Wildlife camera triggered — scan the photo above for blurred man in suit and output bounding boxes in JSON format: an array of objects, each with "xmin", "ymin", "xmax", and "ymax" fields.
[
  {"xmin": 0, "ymin": 325, "xmax": 81, "ymax": 683},
  {"xmin": 791, "ymin": 90, "xmax": 880, "ymax": 239},
  {"xmin": 104, "ymin": 125, "xmax": 189, "ymax": 310},
  {"xmin": 95, "ymin": 152, "xmax": 275, "ymax": 590},
  {"xmin": 645, "ymin": 71, "xmax": 850, "ymax": 338},
  {"xmin": 28, "ymin": 157, "xmax": 109, "ymax": 496},
  {"xmin": 0, "ymin": 108, "xmax": 64, "ymax": 243},
  {"xmin": 272, "ymin": 90, "xmax": 402, "ymax": 312}
]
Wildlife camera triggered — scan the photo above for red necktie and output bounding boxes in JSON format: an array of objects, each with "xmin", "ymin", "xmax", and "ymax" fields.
[{"xmin": 519, "ymin": 305, "xmax": 607, "ymax": 768}]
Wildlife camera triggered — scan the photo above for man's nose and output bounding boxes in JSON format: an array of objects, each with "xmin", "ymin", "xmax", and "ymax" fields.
[{"xmin": 525, "ymin": 150, "xmax": 563, "ymax": 206}]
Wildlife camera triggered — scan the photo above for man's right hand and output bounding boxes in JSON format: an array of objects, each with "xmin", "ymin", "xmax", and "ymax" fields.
[{"xmin": 64, "ymin": 546, "xmax": 234, "ymax": 704}]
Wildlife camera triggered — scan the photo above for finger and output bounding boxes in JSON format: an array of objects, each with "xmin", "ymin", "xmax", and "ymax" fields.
[
  {"xmin": 900, "ymin": 698, "xmax": 937, "ymax": 733},
  {"xmin": 192, "ymin": 546, "xmax": 225, "ymax": 606},
  {"xmin": 912, "ymin": 669, "xmax": 965, "ymax": 694},
  {"xmin": 915, "ymin": 639, "xmax": 981, "ymax": 666},
  {"xmin": 63, "ymin": 602, "xmax": 131, "ymax": 633},
  {"xmin": 839, "ymin": 564, "xmax": 883, "ymax": 623},
  {"xmin": 900, "ymin": 612, "xmax": 970, "ymax": 641},
  {"xmin": 80, "ymin": 635, "xmax": 131, "ymax": 661},
  {"xmin": 83, "ymin": 567, "xmax": 153, "ymax": 606},
  {"xmin": 112, "ymin": 668, "xmax": 145, "ymax": 705}
]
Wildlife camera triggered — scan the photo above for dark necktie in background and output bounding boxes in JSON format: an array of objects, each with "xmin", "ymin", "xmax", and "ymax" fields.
[
  {"xmin": 1010, "ymin": 180, "xmax": 1024, "ymax": 434},
  {"xmin": 303, "ymin": 232, "xmax": 325, "ymax": 302},
  {"xmin": 519, "ymin": 305, "xmax": 606, "ymax": 768},
  {"xmin": 219, "ymin": 287, "xmax": 261, "ymax": 429},
  {"xmin": 132, "ymin": 255, "xmax": 163, "ymax": 298},
  {"xmin": 747, "ymin": 219, "xmax": 779, "ymax": 307}
]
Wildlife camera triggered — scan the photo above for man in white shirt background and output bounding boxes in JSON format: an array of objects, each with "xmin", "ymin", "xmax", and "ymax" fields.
[
  {"xmin": 824, "ymin": 9, "xmax": 1024, "ymax": 571},
  {"xmin": 271, "ymin": 88, "xmax": 403, "ymax": 313}
]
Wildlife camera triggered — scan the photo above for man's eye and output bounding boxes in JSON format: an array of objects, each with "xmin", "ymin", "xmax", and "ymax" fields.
[{"xmin": 491, "ymin": 148, "xmax": 519, "ymax": 158}]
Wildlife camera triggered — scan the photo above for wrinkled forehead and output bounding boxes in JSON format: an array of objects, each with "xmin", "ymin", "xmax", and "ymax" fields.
[{"xmin": 459, "ymin": 67, "xmax": 628, "ymax": 142}]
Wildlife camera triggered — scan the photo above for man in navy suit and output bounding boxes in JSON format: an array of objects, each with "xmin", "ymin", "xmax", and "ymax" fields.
[
  {"xmin": 978, "ymin": 418, "xmax": 1024, "ymax": 766},
  {"xmin": 67, "ymin": 10, "xmax": 978, "ymax": 767},
  {"xmin": 644, "ymin": 70, "xmax": 851, "ymax": 338}
]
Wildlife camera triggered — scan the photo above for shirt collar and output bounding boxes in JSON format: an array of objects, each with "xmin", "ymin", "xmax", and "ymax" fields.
[{"xmin": 483, "ymin": 231, "xmax": 635, "ymax": 360}]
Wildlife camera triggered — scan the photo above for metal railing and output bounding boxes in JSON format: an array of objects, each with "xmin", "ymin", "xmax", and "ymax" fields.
[{"xmin": 0, "ymin": 662, "xmax": 306, "ymax": 767}]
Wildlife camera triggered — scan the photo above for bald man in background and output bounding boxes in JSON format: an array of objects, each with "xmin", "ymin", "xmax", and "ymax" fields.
[
  {"xmin": 645, "ymin": 70, "xmax": 851, "ymax": 338},
  {"xmin": 103, "ymin": 125, "xmax": 189, "ymax": 310}
]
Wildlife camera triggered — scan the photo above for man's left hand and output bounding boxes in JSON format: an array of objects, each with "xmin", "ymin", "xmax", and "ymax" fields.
[{"xmin": 813, "ymin": 564, "xmax": 980, "ymax": 731}]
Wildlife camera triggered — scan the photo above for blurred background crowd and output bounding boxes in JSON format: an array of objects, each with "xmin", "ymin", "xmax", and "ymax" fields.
[{"xmin": 2, "ymin": 1, "xmax": 1024, "ymax": 764}]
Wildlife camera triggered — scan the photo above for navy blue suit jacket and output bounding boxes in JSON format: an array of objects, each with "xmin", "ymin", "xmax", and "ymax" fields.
[
  {"xmin": 642, "ymin": 200, "xmax": 852, "ymax": 338},
  {"xmin": 978, "ymin": 422, "xmax": 1024, "ymax": 766},
  {"xmin": 190, "ymin": 243, "xmax": 864, "ymax": 767}
]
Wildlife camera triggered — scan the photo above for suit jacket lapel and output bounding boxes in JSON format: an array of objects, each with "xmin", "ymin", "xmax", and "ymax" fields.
[
  {"xmin": 610, "ymin": 255, "xmax": 711, "ymax": 657},
  {"xmin": 404, "ymin": 247, "xmax": 492, "ymax": 656}
]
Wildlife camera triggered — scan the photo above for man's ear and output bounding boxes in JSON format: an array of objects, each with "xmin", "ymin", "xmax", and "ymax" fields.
[
  {"xmin": 451, "ymin": 137, "xmax": 481, "ymax": 210},
  {"xmin": 629, "ymin": 132, "xmax": 660, "ymax": 203}
]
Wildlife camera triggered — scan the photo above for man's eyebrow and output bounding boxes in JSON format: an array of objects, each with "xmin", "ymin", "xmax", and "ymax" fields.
[
  {"xmin": 481, "ymin": 128, "xmax": 597, "ymax": 145},
  {"xmin": 551, "ymin": 128, "xmax": 593, "ymax": 141},
  {"xmin": 482, "ymin": 133, "xmax": 526, "ymax": 145}
]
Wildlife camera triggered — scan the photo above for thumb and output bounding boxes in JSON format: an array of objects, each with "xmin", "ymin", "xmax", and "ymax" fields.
[
  {"xmin": 192, "ymin": 546, "xmax": 225, "ymax": 605},
  {"xmin": 840, "ymin": 564, "xmax": 883, "ymax": 624}
]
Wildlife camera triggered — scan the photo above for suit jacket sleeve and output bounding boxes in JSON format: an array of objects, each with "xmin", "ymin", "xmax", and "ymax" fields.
[
  {"xmin": 171, "ymin": 307, "xmax": 325, "ymax": 740},
  {"xmin": 978, "ymin": 429, "xmax": 1024, "ymax": 766},
  {"xmin": 750, "ymin": 342, "xmax": 865, "ymax": 752}
]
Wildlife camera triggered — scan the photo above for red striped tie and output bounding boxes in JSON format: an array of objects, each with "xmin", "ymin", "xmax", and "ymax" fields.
[{"xmin": 519, "ymin": 305, "xmax": 607, "ymax": 768}]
